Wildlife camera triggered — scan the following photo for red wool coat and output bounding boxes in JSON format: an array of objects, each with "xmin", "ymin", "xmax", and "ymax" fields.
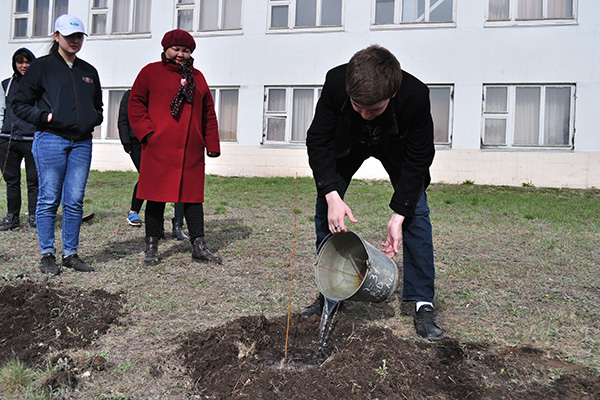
[{"xmin": 128, "ymin": 61, "xmax": 220, "ymax": 203}]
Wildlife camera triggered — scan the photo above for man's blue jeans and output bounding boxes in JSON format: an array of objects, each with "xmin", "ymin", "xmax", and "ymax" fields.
[
  {"xmin": 32, "ymin": 132, "xmax": 92, "ymax": 256},
  {"xmin": 315, "ymin": 176, "xmax": 435, "ymax": 303}
]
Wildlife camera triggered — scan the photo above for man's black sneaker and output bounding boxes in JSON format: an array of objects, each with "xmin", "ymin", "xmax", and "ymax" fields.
[
  {"xmin": 414, "ymin": 305, "xmax": 443, "ymax": 340},
  {"xmin": 0, "ymin": 213, "xmax": 19, "ymax": 231},
  {"xmin": 301, "ymin": 294, "xmax": 345, "ymax": 318},
  {"xmin": 301, "ymin": 294, "xmax": 325, "ymax": 318},
  {"xmin": 82, "ymin": 212, "xmax": 95, "ymax": 223},
  {"xmin": 62, "ymin": 254, "xmax": 95, "ymax": 272},
  {"xmin": 39, "ymin": 253, "xmax": 60, "ymax": 275},
  {"xmin": 28, "ymin": 215, "xmax": 36, "ymax": 229}
]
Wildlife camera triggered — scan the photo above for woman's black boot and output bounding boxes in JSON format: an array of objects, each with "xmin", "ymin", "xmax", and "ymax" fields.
[
  {"xmin": 144, "ymin": 236, "xmax": 160, "ymax": 265},
  {"xmin": 192, "ymin": 237, "xmax": 222, "ymax": 264},
  {"xmin": 172, "ymin": 217, "xmax": 189, "ymax": 241}
]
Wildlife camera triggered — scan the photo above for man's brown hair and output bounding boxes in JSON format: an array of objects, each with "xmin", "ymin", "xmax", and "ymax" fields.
[{"xmin": 346, "ymin": 45, "xmax": 402, "ymax": 106}]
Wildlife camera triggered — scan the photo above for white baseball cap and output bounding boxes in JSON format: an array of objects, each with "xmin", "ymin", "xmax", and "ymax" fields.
[{"xmin": 54, "ymin": 14, "xmax": 87, "ymax": 36}]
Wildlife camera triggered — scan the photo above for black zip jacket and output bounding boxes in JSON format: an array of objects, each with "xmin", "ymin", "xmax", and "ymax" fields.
[
  {"xmin": 306, "ymin": 64, "xmax": 435, "ymax": 218},
  {"xmin": 12, "ymin": 51, "xmax": 103, "ymax": 141}
]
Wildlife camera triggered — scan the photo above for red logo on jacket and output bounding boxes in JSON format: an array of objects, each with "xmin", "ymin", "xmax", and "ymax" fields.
[{"xmin": 82, "ymin": 77, "xmax": 94, "ymax": 84}]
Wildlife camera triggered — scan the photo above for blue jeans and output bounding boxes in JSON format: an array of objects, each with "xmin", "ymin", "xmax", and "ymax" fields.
[
  {"xmin": 315, "ymin": 175, "xmax": 435, "ymax": 303},
  {"xmin": 32, "ymin": 132, "xmax": 92, "ymax": 256}
]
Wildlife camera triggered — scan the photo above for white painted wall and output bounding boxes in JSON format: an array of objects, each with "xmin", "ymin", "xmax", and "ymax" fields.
[{"xmin": 2, "ymin": 1, "xmax": 599, "ymax": 188}]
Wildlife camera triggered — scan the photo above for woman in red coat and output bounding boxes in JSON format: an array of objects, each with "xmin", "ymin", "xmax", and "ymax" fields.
[{"xmin": 128, "ymin": 29, "xmax": 221, "ymax": 266}]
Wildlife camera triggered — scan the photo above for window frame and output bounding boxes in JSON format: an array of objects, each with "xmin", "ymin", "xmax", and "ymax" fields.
[
  {"xmin": 481, "ymin": 83, "xmax": 575, "ymax": 150},
  {"xmin": 428, "ymin": 84, "xmax": 454, "ymax": 147},
  {"xmin": 263, "ymin": 86, "xmax": 322, "ymax": 146},
  {"xmin": 93, "ymin": 88, "xmax": 128, "ymax": 141},
  {"xmin": 267, "ymin": 0, "xmax": 345, "ymax": 33},
  {"xmin": 89, "ymin": 0, "xmax": 152, "ymax": 37},
  {"xmin": 11, "ymin": 0, "xmax": 69, "ymax": 40},
  {"xmin": 210, "ymin": 86, "xmax": 240, "ymax": 142},
  {"xmin": 175, "ymin": 0, "xmax": 243, "ymax": 34},
  {"xmin": 485, "ymin": 0, "xmax": 577, "ymax": 27},
  {"xmin": 371, "ymin": 0, "xmax": 456, "ymax": 29}
]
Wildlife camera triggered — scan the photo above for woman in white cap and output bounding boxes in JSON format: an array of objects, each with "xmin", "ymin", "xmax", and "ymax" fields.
[
  {"xmin": 128, "ymin": 29, "xmax": 222, "ymax": 266},
  {"xmin": 13, "ymin": 14, "xmax": 103, "ymax": 275}
]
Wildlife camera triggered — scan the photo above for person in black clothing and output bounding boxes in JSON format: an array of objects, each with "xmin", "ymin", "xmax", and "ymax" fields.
[
  {"xmin": 12, "ymin": 14, "xmax": 102, "ymax": 275},
  {"xmin": 303, "ymin": 45, "xmax": 443, "ymax": 340},
  {"xmin": 117, "ymin": 89, "xmax": 188, "ymax": 240},
  {"xmin": 0, "ymin": 48, "xmax": 38, "ymax": 231}
]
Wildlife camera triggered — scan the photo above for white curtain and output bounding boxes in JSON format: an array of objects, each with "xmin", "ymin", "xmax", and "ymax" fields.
[
  {"xmin": 514, "ymin": 87, "xmax": 540, "ymax": 145},
  {"xmin": 223, "ymin": 0, "xmax": 242, "ymax": 29},
  {"xmin": 112, "ymin": 0, "xmax": 130, "ymax": 33},
  {"xmin": 268, "ymin": 89, "xmax": 286, "ymax": 112},
  {"xmin": 271, "ymin": 5, "xmax": 289, "ymax": 28},
  {"xmin": 544, "ymin": 87, "xmax": 570, "ymax": 145},
  {"xmin": 200, "ymin": 0, "xmax": 218, "ymax": 30},
  {"xmin": 429, "ymin": 87, "xmax": 450, "ymax": 144},
  {"xmin": 34, "ymin": 0, "xmax": 49, "ymax": 37},
  {"xmin": 548, "ymin": 0, "xmax": 572, "ymax": 18},
  {"xmin": 134, "ymin": 0, "xmax": 151, "ymax": 32},
  {"xmin": 321, "ymin": 0, "xmax": 342, "ymax": 26},
  {"xmin": 485, "ymin": 87, "xmax": 507, "ymax": 112},
  {"xmin": 292, "ymin": 89, "xmax": 314, "ymax": 142},
  {"xmin": 484, "ymin": 119, "xmax": 507, "ymax": 145},
  {"xmin": 375, "ymin": 0, "xmax": 395, "ymax": 24},
  {"xmin": 107, "ymin": 90, "xmax": 126, "ymax": 139},
  {"xmin": 218, "ymin": 89, "xmax": 239, "ymax": 141},
  {"xmin": 92, "ymin": 14, "xmax": 107, "ymax": 34},
  {"xmin": 54, "ymin": 0, "xmax": 69, "ymax": 21},
  {"xmin": 296, "ymin": 0, "xmax": 317, "ymax": 27},
  {"xmin": 518, "ymin": 0, "xmax": 543, "ymax": 19},
  {"xmin": 488, "ymin": 0, "xmax": 510, "ymax": 20},
  {"xmin": 178, "ymin": 10, "xmax": 194, "ymax": 30}
]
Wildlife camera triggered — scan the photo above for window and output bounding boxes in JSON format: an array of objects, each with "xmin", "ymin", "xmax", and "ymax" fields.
[
  {"xmin": 90, "ymin": 0, "xmax": 151, "ymax": 35},
  {"xmin": 482, "ymin": 84, "xmax": 574, "ymax": 148},
  {"xmin": 176, "ymin": 0, "xmax": 242, "ymax": 32},
  {"xmin": 93, "ymin": 88, "xmax": 127, "ymax": 140},
  {"xmin": 269, "ymin": 0, "xmax": 343, "ymax": 30},
  {"xmin": 263, "ymin": 87, "xmax": 321, "ymax": 144},
  {"xmin": 210, "ymin": 88, "xmax": 239, "ymax": 141},
  {"xmin": 487, "ymin": 0, "xmax": 575, "ymax": 24},
  {"xmin": 12, "ymin": 0, "xmax": 68, "ymax": 39},
  {"xmin": 373, "ymin": 0, "xmax": 454, "ymax": 25},
  {"xmin": 429, "ymin": 85, "xmax": 453, "ymax": 146}
]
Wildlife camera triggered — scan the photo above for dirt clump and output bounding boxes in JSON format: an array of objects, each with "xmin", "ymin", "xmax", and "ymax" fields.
[{"xmin": 0, "ymin": 279, "xmax": 124, "ymax": 366}]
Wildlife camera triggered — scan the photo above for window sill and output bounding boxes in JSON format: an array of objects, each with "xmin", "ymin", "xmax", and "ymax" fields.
[
  {"xmin": 266, "ymin": 26, "xmax": 344, "ymax": 34},
  {"xmin": 484, "ymin": 19, "xmax": 578, "ymax": 28},
  {"xmin": 371, "ymin": 22, "xmax": 456, "ymax": 30}
]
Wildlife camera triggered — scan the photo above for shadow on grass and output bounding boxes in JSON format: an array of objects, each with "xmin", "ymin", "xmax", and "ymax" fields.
[{"xmin": 88, "ymin": 218, "xmax": 252, "ymax": 263}]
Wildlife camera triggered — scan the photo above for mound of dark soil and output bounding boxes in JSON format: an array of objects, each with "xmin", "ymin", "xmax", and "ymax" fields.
[
  {"xmin": 0, "ymin": 279, "xmax": 124, "ymax": 365},
  {"xmin": 179, "ymin": 315, "xmax": 600, "ymax": 399}
]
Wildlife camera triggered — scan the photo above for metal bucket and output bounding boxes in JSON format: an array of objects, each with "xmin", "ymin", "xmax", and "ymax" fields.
[{"xmin": 314, "ymin": 231, "xmax": 399, "ymax": 302}]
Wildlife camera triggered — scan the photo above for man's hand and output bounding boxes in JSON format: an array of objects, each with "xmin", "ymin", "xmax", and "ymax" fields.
[
  {"xmin": 325, "ymin": 191, "xmax": 358, "ymax": 234},
  {"xmin": 382, "ymin": 212, "xmax": 404, "ymax": 258}
]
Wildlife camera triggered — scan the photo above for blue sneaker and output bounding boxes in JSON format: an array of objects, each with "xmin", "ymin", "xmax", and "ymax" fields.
[{"xmin": 127, "ymin": 212, "xmax": 143, "ymax": 227}]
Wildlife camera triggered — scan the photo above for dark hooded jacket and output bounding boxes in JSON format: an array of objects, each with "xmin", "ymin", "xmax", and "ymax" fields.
[{"xmin": 1, "ymin": 48, "xmax": 37, "ymax": 141}]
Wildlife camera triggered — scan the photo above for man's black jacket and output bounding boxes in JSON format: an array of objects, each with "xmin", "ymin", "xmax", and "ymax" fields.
[{"xmin": 306, "ymin": 63, "xmax": 435, "ymax": 218}]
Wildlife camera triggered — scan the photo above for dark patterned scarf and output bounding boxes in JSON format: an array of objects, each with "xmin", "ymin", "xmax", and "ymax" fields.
[{"xmin": 162, "ymin": 53, "xmax": 196, "ymax": 117}]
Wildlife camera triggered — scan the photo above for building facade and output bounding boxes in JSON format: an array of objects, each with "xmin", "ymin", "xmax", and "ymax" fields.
[{"xmin": 3, "ymin": 0, "xmax": 599, "ymax": 188}]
